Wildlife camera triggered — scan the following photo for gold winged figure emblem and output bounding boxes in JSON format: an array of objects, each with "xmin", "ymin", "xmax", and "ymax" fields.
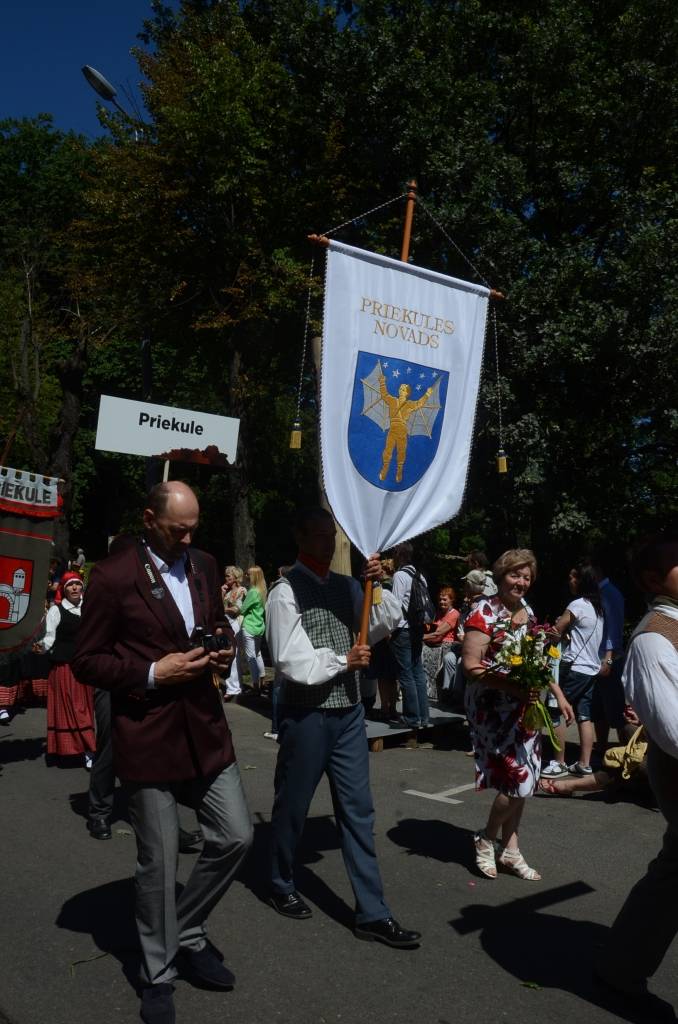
[{"xmin": 360, "ymin": 359, "xmax": 442, "ymax": 484}]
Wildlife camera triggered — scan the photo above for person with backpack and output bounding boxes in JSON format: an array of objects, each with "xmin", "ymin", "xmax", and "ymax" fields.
[{"xmin": 390, "ymin": 542, "xmax": 435, "ymax": 729}]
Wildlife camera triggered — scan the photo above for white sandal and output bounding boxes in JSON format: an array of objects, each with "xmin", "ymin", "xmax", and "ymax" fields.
[
  {"xmin": 474, "ymin": 832, "xmax": 499, "ymax": 879},
  {"xmin": 498, "ymin": 847, "xmax": 541, "ymax": 881}
]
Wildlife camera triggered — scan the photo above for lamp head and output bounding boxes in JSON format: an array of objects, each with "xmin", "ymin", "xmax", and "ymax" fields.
[{"xmin": 81, "ymin": 65, "xmax": 117, "ymax": 102}]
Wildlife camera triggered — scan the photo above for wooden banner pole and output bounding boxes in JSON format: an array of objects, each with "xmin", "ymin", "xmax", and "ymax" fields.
[{"xmin": 358, "ymin": 180, "xmax": 418, "ymax": 644}]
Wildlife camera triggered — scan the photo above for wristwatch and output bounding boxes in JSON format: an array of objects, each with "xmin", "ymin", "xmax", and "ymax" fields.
[{"xmin": 604, "ymin": 658, "xmax": 614, "ymax": 667}]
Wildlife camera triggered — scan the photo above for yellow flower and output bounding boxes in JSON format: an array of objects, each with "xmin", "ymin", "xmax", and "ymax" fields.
[
  {"xmin": 510, "ymin": 655, "xmax": 523, "ymax": 666},
  {"xmin": 524, "ymin": 636, "xmax": 534, "ymax": 643},
  {"xmin": 547, "ymin": 645, "xmax": 561, "ymax": 659}
]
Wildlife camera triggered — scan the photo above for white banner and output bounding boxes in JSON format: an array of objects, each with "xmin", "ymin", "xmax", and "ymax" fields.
[
  {"xmin": 95, "ymin": 396, "xmax": 240, "ymax": 466},
  {"xmin": 321, "ymin": 240, "xmax": 489, "ymax": 555},
  {"xmin": 0, "ymin": 466, "xmax": 61, "ymax": 518}
]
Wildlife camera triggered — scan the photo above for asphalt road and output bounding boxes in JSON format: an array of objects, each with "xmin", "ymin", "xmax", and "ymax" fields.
[{"xmin": 1, "ymin": 699, "xmax": 675, "ymax": 1024}]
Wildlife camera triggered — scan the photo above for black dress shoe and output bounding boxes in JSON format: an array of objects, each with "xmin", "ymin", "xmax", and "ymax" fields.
[
  {"xmin": 140, "ymin": 983, "xmax": 175, "ymax": 1024},
  {"xmin": 87, "ymin": 816, "xmax": 112, "ymax": 841},
  {"xmin": 592, "ymin": 970, "xmax": 676, "ymax": 1021},
  {"xmin": 354, "ymin": 917, "xmax": 421, "ymax": 948},
  {"xmin": 178, "ymin": 827, "xmax": 202, "ymax": 853},
  {"xmin": 178, "ymin": 945, "xmax": 235, "ymax": 990},
  {"xmin": 268, "ymin": 890, "xmax": 312, "ymax": 919}
]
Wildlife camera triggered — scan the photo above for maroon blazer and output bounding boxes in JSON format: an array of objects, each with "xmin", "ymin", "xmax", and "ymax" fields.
[{"xmin": 72, "ymin": 542, "xmax": 235, "ymax": 783}]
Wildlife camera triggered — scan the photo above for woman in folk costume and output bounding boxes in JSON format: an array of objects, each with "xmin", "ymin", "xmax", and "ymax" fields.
[{"xmin": 44, "ymin": 572, "xmax": 95, "ymax": 766}]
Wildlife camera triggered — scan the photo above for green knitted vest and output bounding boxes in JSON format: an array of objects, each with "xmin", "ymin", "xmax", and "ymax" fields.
[{"xmin": 281, "ymin": 567, "xmax": 359, "ymax": 709}]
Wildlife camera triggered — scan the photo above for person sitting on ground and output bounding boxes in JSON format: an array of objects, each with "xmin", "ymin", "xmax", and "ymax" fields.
[
  {"xmin": 542, "ymin": 562, "xmax": 604, "ymax": 780},
  {"xmin": 540, "ymin": 707, "xmax": 648, "ymax": 797}
]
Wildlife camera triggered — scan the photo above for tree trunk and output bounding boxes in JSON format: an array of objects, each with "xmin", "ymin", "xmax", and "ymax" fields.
[
  {"xmin": 228, "ymin": 347, "xmax": 256, "ymax": 568},
  {"xmin": 231, "ymin": 465, "xmax": 256, "ymax": 569}
]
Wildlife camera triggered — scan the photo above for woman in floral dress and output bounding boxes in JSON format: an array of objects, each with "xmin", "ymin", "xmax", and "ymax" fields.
[{"xmin": 462, "ymin": 549, "xmax": 573, "ymax": 881}]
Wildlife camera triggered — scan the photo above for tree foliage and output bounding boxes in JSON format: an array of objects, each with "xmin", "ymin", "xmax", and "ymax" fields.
[{"xmin": 1, "ymin": 1, "xmax": 676, "ymax": 596}]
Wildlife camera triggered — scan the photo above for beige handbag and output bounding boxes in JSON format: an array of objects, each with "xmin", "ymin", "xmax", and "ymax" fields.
[{"xmin": 603, "ymin": 725, "xmax": 647, "ymax": 780}]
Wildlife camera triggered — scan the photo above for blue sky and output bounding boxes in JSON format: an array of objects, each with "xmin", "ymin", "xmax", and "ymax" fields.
[{"xmin": 1, "ymin": 2, "xmax": 163, "ymax": 139}]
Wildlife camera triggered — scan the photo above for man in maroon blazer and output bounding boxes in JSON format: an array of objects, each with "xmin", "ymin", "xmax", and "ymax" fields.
[{"xmin": 73, "ymin": 481, "xmax": 252, "ymax": 1024}]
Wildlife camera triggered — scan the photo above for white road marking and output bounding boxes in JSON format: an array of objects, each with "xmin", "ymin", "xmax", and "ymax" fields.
[{"xmin": 403, "ymin": 782, "xmax": 476, "ymax": 805}]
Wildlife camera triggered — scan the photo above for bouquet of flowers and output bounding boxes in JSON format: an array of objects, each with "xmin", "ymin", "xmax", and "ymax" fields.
[{"xmin": 493, "ymin": 623, "xmax": 562, "ymax": 747}]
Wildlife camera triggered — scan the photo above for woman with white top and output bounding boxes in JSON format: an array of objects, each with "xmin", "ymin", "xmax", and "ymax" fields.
[
  {"xmin": 221, "ymin": 565, "xmax": 247, "ymax": 700},
  {"xmin": 43, "ymin": 572, "xmax": 95, "ymax": 766},
  {"xmin": 546, "ymin": 563, "xmax": 604, "ymax": 778}
]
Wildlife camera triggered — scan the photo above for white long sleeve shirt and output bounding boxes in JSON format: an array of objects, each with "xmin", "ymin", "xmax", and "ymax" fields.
[
  {"xmin": 622, "ymin": 597, "xmax": 678, "ymax": 759},
  {"xmin": 266, "ymin": 561, "xmax": 401, "ymax": 687}
]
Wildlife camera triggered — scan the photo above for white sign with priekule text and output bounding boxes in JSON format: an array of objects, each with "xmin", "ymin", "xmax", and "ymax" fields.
[{"xmin": 95, "ymin": 395, "xmax": 240, "ymax": 466}]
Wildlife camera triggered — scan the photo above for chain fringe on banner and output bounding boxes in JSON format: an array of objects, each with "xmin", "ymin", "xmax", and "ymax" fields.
[
  {"xmin": 293, "ymin": 187, "xmax": 507, "ymax": 472},
  {"xmin": 290, "ymin": 190, "xmax": 409, "ymax": 447},
  {"xmin": 290, "ymin": 257, "xmax": 315, "ymax": 449}
]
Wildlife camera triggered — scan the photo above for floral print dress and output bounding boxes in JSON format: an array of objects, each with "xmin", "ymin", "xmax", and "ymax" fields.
[{"xmin": 463, "ymin": 596, "xmax": 542, "ymax": 798}]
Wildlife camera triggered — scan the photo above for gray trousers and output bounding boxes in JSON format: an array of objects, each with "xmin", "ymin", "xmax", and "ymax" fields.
[
  {"xmin": 597, "ymin": 741, "xmax": 678, "ymax": 990},
  {"xmin": 126, "ymin": 762, "xmax": 252, "ymax": 985}
]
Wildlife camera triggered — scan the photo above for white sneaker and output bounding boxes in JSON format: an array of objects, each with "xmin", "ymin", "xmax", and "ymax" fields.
[
  {"xmin": 0, "ymin": 709, "xmax": 10, "ymax": 723},
  {"xmin": 541, "ymin": 760, "xmax": 569, "ymax": 778},
  {"xmin": 263, "ymin": 731, "xmax": 278, "ymax": 740}
]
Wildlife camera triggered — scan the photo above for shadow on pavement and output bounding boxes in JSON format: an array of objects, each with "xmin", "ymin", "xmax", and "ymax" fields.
[
  {"xmin": 239, "ymin": 815, "xmax": 354, "ymax": 929},
  {"xmin": 449, "ymin": 883, "xmax": 675, "ymax": 1024},
  {"xmin": 0, "ymin": 736, "xmax": 45, "ymax": 765},
  {"xmin": 387, "ymin": 817, "xmax": 475, "ymax": 868},
  {"xmin": 56, "ymin": 877, "xmax": 141, "ymax": 990}
]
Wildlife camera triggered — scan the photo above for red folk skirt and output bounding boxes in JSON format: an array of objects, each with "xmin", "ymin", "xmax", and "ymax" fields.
[
  {"xmin": 0, "ymin": 677, "xmax": 49, "ymax": 707},
  {"xmin": 46, "ymin": 663, "xmax": 95, "ymax": 757}
]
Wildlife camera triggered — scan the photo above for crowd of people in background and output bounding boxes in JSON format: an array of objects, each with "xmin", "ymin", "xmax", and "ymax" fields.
[{"xmin": 2, "ymin": 496, "xmax": 678, "ymax": 1021}]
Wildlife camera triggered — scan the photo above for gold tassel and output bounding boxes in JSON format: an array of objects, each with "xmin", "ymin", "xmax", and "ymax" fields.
[
  {"xmin": 289, "ymin": 421, "xmax": 302, "ymax": 449},
  {"xmin": 372, "ymin": 582, "xmax": 382, "ymax": 606},
  {"xmin": 497, "ymin": 448, "xmax": 508, "ymax": 474}
]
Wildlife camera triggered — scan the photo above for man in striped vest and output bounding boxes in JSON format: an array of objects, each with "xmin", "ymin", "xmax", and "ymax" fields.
[{"xmin": 265, "ymin": 506, "xmax": 421, "ymax": 948}]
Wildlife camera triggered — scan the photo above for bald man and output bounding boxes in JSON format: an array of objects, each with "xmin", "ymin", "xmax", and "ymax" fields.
[{"xmin": 73, "ymin": 482, "xmax": 252, "ymax": 1024}]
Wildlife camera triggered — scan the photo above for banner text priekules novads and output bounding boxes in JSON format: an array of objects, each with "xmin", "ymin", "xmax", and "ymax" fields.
[
  {"xmin": 138, "ymin": 413, "xmax": 204, "ymax": 435},
  {"xmin": 360, "ymin": 296, "xmax": 455, "ymax": 349}
]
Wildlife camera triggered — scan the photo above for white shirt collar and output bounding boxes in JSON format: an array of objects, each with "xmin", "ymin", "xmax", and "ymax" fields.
[
  {"xmin": 651, "ymin": 596, "xmax": 678, "ymax": 619},
  {"xmin": 147, "ymin": 546, "xmax": 186, "ymax": 576}
]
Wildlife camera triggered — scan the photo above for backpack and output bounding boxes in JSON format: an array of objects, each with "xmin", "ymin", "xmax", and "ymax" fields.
[{"xmin": 401, "ymin": 566, "xmax": 435, "ymax": 632}]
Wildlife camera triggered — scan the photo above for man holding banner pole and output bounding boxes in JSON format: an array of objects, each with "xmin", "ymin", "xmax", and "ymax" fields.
[{"xmin": 265, "ymin": 506, "xmax": 422, "ymax": 948}]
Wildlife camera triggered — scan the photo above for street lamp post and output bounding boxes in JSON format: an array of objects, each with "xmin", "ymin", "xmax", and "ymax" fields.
[{"xmin": 81, "ymin": 64, "xmax": 160, "ymax": 489}]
